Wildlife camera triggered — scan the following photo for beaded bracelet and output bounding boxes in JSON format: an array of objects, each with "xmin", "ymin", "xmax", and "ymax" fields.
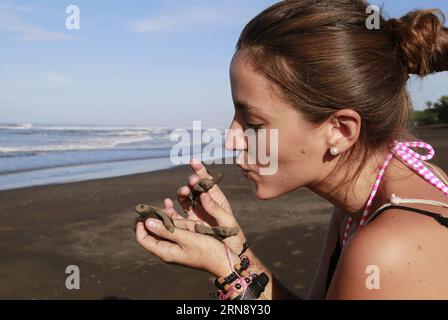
[
  {"xmin": 213, "ymin": 240, "xmax": 250, "ymax": 291},
  {"xmin": 232, "ymin": 272, "xmax": 270, "ymax": 300},
  {"xmin": 208, "ymin": 242, "xmax": 255, "ymax": 300},
  {"xmin": 217, "ymin": 243, "xmax": 258, "ymax": 300},
  {"xmin": 214, "ymin": 255, "xmax": 251, "ymax": 291},
  {"xmin": 218, "ymin": 272, "xmax": 256, "ymax": 300}
]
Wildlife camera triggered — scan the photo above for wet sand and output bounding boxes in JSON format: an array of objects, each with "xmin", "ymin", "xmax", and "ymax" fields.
[{"xmin": 0, "ymin": 125, "xmax": 447, "ymax": 299}]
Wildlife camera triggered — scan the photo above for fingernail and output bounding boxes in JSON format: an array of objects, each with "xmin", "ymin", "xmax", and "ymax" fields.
[{"xmin": 146, "ymin": 219, "xmax": 159, "ymax": 229}]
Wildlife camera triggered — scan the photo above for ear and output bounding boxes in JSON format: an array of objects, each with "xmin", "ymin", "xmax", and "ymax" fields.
[{"xmin": 326, "ymin": 109, "xmax": 361, "ymax": 153}]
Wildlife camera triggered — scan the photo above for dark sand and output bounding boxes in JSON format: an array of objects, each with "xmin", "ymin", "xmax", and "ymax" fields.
[{"xmin": 0, "ymin": 125, "xmax": 447, "ymax": 300}]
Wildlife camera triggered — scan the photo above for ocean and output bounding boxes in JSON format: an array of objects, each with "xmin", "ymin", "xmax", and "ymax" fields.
[{"xmin": 0, "ymin": 123, "xmax": 234, "ymax": 191}]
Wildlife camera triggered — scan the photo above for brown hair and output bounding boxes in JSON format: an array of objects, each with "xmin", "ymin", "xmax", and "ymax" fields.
[{"xmin": 235, "ymin": 0, "xmax": 448, "ymax": 192}]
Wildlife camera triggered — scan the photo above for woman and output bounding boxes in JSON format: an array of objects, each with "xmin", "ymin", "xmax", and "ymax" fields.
[{"xmin": 135, "ymin": 0, "xmax": 448, "ymax": 299}]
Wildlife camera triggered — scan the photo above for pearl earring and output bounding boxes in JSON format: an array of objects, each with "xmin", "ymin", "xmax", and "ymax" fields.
[{"xmin": 330, "ymin": 147, "xmax": 340, "ymax": 156}]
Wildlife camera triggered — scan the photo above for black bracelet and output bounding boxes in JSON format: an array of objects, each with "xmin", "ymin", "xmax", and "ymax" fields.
[
  {"xmin": 238, "ymin": 240, "xmax": 250, "ymax": 257},
  {"xmin": 214, "ymin": 256, "xmax": 251, "ymax": 292},
  {"xmin": 233, "ymin": 272, "xmax": 270, "ymax": 300}
]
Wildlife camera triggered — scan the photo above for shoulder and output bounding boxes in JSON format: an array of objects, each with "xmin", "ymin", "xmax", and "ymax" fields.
[{"xmin": 326, "ymin": 206, "xmax": 448, "ymax": 299}]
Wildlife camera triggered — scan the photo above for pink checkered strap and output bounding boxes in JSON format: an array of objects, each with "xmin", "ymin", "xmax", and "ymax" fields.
[
  {"xmin": 391, "ymin": 141, "xmax": 448, "ymax": 196},
  {"xmin": 342, "ymin": 140, "xmax": 448, "ymax": 246}
]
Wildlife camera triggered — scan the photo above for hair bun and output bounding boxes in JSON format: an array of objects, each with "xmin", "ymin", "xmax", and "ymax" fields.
[{"xmin": 386, "ymin": 9, "xmax": 448, "ymax": 76}]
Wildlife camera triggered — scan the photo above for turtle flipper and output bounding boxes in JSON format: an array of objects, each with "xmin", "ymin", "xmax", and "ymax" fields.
[
  {"xmin": 134, "ymin": 204, "xmax": 175, "ymax": 233},
  {"xmin": 194, "ymin": 224, "xmax": 225, "ymax": 241},
  {"xmin": 152, "ymin": 207, "xmax": 175, "ymax": 233},
  {"xmin": 212, "ymin": 172, "xmax": 224, "ymax": 185},
  {"xmin": 194, "ymin": 224, "xmax": 239, "ymax": 240},
  {"xmin": 189, "ymin": 171, "xmax": 224, "ymax": 210},
  {"xmin": 197, "ymin": 178, "xmax": 214, "ymax": 191},
  {"xmin": 212, "ymin": 226, "xmax": 240, "ymax": 238},
  {"xmin": 194, "ymin": 223, "xmax": 216, "ymax": 235}
]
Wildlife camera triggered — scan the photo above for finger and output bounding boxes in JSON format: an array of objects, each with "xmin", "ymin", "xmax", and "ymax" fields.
[
  {"xmin": 135, "ymin": 221, "xmax": 151, "ymax": 243},
  {"xmin": 199, "ymin": 192, "xmax": 233, "ymax": 225},
  {"xmin": 164, "ymin": 198, "xmax": 174, "ymax": 210},
  {"xmin": 190, "ymin": 159, "xmax": 213, "ymax": 179},
  {"xmin": 164, "ymin": 198, "xmax": 184, "ymax": 220},
  {"xmin": 134, "ymin": 219, "xmax": 164, "ymax": 241},
  {"xmin": 190, "ymin": 160, "xmax": 227, "ymax": 204},
  {"xmin": 176, "ymin": 186, "xmax": 214, "ymax": 227},
  {"xmin": 135, "ymin": 222, "xmax": 180, "ymax": 264},
  {"xmin": 187, "ymin": 174, "xmax": 201, "ymax": 189},
  {"xmin": 177, "ymin": 186, "xmax": 193, "ymax": 212},
  {"xmin": 145, "ymin": 218, "xmax": 195, "ymax": 244}
]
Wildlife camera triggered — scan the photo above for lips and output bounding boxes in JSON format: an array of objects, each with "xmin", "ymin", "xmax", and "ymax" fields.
[
  {"xmin": 241, "ymin": 169, "xmax": 254, "ymax": 179},
  {"xmin": 239, "ymin": 165, "xmax": 257, "ymax": 178}
]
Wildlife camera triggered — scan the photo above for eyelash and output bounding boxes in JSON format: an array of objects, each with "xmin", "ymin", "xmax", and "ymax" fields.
[{"xmin": 247, "ymin": 123, "xmax": 263, "ymax": 131}]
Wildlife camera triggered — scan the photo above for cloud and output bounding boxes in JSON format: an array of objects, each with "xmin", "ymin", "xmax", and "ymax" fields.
[
  {"xmin": 130, "ymin": 2, "xmax": 257, "ymax": 34},
  {"xmin": 0, "ymin": 73, "xmax": 71, "ymax": 89},
  {"xmin": 0, "ymin": 1, "xmax": 76, "ymax": 41},
  {"xmin": 44, "ymin": 73, "xmax": 71, "ymax": 87}
]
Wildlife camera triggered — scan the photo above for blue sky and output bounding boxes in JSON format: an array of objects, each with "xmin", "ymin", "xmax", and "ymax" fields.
[{"xmin": 0, "ymin": 0, "xmax": 447, "ymax": 127}]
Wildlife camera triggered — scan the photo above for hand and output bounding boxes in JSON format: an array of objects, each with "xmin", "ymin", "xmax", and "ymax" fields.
[
  {"xmin": 176, "ymin": 160, "xmax": 248, "ymax": 255},
  {"xmin": 135, "ymin": 205, "xmax": 241, "ymax": 278}
]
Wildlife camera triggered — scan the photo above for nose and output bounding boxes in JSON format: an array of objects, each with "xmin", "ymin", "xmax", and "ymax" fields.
[{"xmin": 225, "ymin": 119, "xmax": 247, "ymax": 152}]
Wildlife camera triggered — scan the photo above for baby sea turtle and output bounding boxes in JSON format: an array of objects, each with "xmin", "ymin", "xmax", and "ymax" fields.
[
  {"xmin": 135, "ymin": 204, "xmax": 176, "ymax": 232},
  {"xmin": 188, "ymin": 171, "xmax": 224, "ymax": 211},
  {"xmin": 134, "ymin": 204, "xmax": 239, "ymax": 241}
]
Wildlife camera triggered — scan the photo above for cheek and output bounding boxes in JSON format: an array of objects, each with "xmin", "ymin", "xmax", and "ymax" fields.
[
  {"xmin": 255, "ymin": 127, "xmax": 308, "ymax": 168},
  {"xmin": 277, "ymin": 130, "xmax": 310, "ymax": 166},
  {"xmin": 252, "ymin": 137, "xmax": 323, "ymax": 198}
]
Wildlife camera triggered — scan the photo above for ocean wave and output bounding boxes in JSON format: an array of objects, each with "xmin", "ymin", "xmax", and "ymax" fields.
[
  {"xmin": 34, "ymin": 125, "xmax": 173, "ymax": 132},
  {"xmin": 0, "ymin": 123, "xmax": 176, "ymax": 133},
  {"xmin": 0, "ymin": 134, "xmax": 153, "ymax": 154},
  {"xmin": 0, "ymin": 123, "xmax": 33, "ymax": 130},
  {"xmin": 0, "ymin": 150, "xmax": 172, "ymax": 176},
  {"xmin": 94, "ymin": 130, "xmax": 151, "ymax": 137}
]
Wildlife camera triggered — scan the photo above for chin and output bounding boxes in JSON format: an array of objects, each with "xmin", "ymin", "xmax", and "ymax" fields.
[
  {"xmin": 253, "ymin": 179, "xmax": 303, "ymax": 200},
  {"xmin": 253, "ymin": 184, "xmax": 282, "ymax": 200}
]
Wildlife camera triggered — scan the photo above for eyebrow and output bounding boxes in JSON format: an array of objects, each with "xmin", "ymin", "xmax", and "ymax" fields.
[
  {"xmin": 234, "ymin": 100, "xmax": 270, "ymax": 119},
  {"xmin": 234, "ymin": 100, "xmax": 258, "ymax": 112}
]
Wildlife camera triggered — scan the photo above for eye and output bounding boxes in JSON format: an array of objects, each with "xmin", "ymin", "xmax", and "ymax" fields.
[{"xmin": 246, "ymin": 122, "xmax": 263, "ymax": 131}]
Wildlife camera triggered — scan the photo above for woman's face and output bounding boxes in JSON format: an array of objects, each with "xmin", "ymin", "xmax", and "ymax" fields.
[{"xmin": 226, "ymin": 49, "xmax": 334, "ymax": 200}]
